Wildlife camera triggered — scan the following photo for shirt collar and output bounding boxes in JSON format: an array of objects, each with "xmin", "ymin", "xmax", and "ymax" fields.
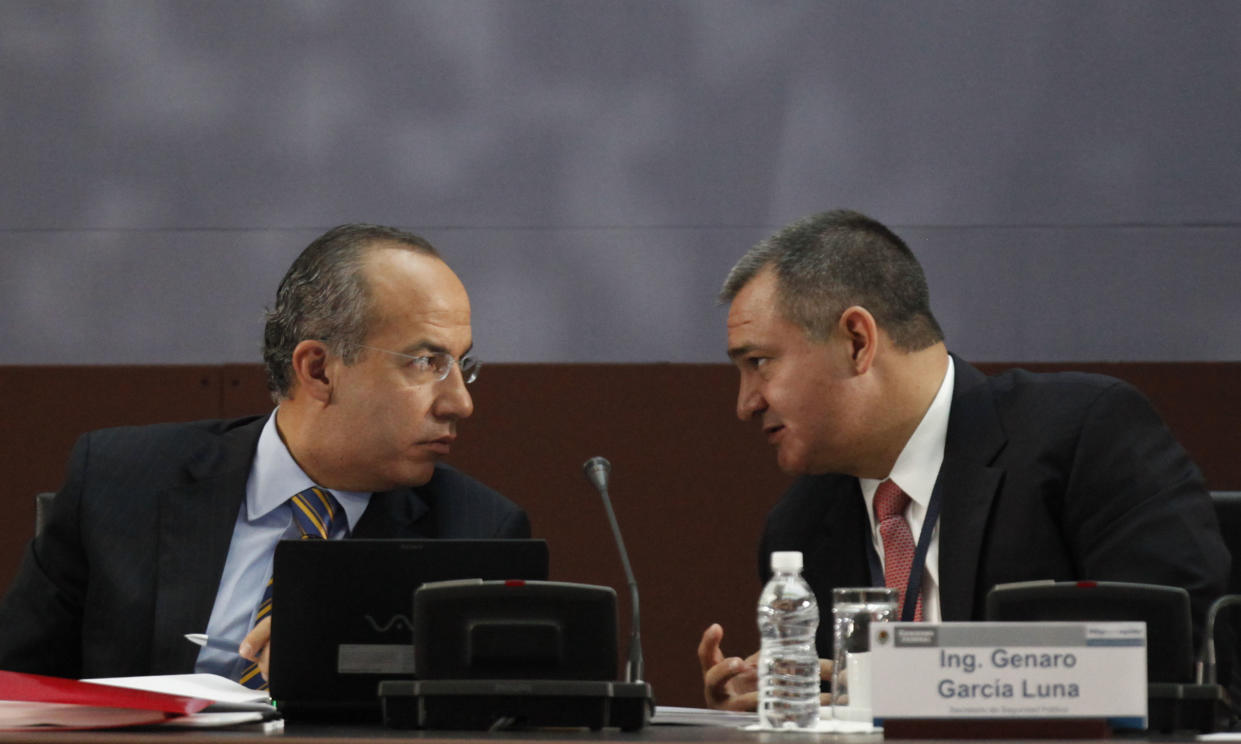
[
  {"xmin": 245, "ymin": 409, "xmax": 372, "ymax": 531},
  {"xmin": 860, "ymin": 354, "xmax": 955, "ymax": 510}
]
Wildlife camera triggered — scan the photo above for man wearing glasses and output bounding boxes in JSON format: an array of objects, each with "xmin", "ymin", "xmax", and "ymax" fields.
[{"xmin": 0, "ymin": 224, "xmax": 529, "ymax": 686}]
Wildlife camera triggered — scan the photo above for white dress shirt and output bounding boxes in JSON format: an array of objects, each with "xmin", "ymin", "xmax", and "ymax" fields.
[
  {"xmin": 858, "ymin": 355, "xmax": 954, "ymax": 622},
  {"xmin": 194, "ymin": 410, "xmax": 371, "ymax": 678}
]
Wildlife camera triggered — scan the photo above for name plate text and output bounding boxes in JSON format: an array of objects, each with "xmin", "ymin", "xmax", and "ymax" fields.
[{"xmin": 868, "ymin": 622, "xmax": 1146, "ymax": 729}]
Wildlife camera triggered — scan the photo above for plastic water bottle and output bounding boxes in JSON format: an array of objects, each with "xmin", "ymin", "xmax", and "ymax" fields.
[{"xmin": 757, "ymin": 550, "xmax": 820, "ymax": 730}]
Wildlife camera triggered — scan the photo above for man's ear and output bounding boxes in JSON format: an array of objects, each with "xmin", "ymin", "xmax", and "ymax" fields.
[
  {"xmin": 289, "ymin": 340, "xmax": 333, "ymax": 404},
  {"xmin": 839, "ymin": 306, "xmax": 878, "ymax": 374}
]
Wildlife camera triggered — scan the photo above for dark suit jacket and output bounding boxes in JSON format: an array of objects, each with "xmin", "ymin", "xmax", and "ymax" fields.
[
  {"xmin": 760, "ymin": 356, "xmax": 1229, "ymax": 657},
  {"xmin": 0, "ymin": 414, "xmax": 530, "ymax": 678}
]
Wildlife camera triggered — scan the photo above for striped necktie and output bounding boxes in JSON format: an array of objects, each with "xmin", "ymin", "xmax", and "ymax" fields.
[{"xmin": 238, "ymin": 486, "xmax": 344, "ymax": 690}]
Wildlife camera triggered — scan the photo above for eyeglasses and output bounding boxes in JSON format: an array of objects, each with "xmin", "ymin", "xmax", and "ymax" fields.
[{"xmin": 358, "ymin": 344, "xmax": 481, "ymax": 385}]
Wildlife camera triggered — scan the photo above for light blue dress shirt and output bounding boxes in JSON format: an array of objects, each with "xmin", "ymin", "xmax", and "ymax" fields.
[{"xmin": 194, "ymin": 410, "xmax": 371, "ymax": 678}]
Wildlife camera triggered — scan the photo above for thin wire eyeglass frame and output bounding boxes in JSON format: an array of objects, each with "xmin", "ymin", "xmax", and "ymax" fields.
[{"xmin": 357, "ymin": 344, "xmax": 481, "ymax": 384}]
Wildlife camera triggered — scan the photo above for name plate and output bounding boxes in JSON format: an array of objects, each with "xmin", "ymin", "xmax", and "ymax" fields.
[{"xmin": 869, "ymin": 622, "xmax": 1146, "ymax": 729}]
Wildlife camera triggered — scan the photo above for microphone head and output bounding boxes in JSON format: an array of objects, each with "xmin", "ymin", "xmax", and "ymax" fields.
[{"xmin": 582, "ymin": 456, "xmax": 612, "ymax": 492}]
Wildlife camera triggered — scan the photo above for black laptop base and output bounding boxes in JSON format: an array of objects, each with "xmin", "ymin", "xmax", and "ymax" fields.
[
  {"xmin": 274, "ymin": 698, "xmax": 384, "ymax": 723},
  {"xmin": 1147, "ymin": 682, "xmax": 1233, "ymax": 733},
  {"xmin": 379, "ymin": 679, "xmax": 653, "ymax": 731}
]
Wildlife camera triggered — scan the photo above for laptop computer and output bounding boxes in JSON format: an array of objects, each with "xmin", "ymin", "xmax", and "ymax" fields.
[
  {"xmin": 268, "ymin": 538, "xmax": 549, "ymax": 717},
  {"xmin": 985, "ymin": 580, "xmax": 1194, "ymax": 683}
]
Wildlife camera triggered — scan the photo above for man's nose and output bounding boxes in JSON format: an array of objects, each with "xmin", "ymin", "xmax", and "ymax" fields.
[
  {"xmin": 736, "ymin": 379, "xmax": 764, "ymax": 422},
  {"xmin": 437, "ymin": 367, "xmax": 475, "ymax": 420}
]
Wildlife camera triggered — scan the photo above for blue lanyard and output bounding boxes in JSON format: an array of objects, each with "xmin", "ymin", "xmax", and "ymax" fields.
[{"xmin": 899, "ymin": 478, "xmax": 944, "ymax": 621}]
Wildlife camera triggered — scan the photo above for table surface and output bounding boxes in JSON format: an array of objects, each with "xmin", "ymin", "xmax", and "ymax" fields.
[{"xmin": 0, "ymin": 719, "xmax": 1202, "ymax": 744}]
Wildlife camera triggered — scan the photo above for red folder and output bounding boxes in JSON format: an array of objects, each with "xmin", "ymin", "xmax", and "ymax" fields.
[{"xmin": 0, "ymin": 670, "xmax": 212, "ymax": 730}]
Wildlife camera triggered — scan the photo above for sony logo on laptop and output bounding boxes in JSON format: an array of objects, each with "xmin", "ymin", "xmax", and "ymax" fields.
[{"xmin": 364, "ymin": 614, "xmax": 415, "ymax": 634}]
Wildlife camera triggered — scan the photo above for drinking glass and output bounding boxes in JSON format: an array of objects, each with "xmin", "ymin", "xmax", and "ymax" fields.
[{"xmin": 831, "ymin": 587, "xmax": 897, "ymax": 723}]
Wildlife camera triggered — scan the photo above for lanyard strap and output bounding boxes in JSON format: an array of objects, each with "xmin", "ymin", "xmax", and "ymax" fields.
[{"xmin": 899, "ymin": 479, "xmax": 944, "ymax": 621}]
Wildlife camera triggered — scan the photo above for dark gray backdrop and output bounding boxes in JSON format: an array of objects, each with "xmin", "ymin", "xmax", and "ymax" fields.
[{"xmin": 3, "ymin": 1, "xmax": 1238, "ymax": 364}]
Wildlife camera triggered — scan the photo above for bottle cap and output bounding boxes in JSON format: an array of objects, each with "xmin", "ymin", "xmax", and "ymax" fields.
[{"xmin": 770, "ymin": 550, "xmax": 803, "ymax": 572}]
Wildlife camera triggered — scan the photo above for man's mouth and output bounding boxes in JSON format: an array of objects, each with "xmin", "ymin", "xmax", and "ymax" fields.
[
  {"xmin": 764, "ymin": 425, "xmax": 785, "ymax": 445},
  {"xmin": 422, "ymin": 436, "xmax": 455, "ymax": 455}
]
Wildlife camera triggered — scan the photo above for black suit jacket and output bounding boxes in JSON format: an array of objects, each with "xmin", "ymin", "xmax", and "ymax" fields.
[
  {"xmin": 760, "ymin": 356, "xmax": 1229, "ymax": 656},
  {"xmin": 0, "ymin": 415, "xmax": 530, "ymax": 678}
]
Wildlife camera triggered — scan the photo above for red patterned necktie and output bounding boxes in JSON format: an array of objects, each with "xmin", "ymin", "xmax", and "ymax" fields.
[
  {"xmin": 874, "ymin": 479, "xmax": 923, "ymax": 621},
  {"xmin": 238, "ymin": 486, "xmax": 344, "ymax": 690}
]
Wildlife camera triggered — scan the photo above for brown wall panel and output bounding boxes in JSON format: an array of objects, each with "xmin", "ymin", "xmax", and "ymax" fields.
[
  {"xmin": 1, "ymin": 361, "xmax": 1238, "ymax": 707},
  {"xmin": 220, "ymin": 364, "xmax": 274, "ymax": 418},
  {"xmin": 453, "ymin": 364, "xmax": 788, "ymax": 710}
]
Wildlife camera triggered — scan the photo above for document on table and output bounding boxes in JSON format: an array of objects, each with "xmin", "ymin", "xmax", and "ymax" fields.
[
  {"xmin": 652, "ymin": 706, "xmax": 877, "ymax": 734},
  {"xmin": 651, "ymin": 706, "xmax": 758, "ymax": 727},
  {"xmin": 83, "ymin": 674, "xmax": 280, "ymax": 727},
  {"xmin": 0, "ymin": 670, "xmax": 211, "ymax": 732},
  {"xmin": 83, "ymin": 673, "xmax": 274, "ymax": 711},
  {"xmin": 0, "ymin": 671, "xmax": 278, "ymax": 731}
]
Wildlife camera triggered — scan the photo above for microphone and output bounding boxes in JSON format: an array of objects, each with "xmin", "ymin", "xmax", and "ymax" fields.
[
  {"xmin": 583, "ymin": 456, "xmax": 611, "ymax": 494},
  {"xmin": 582, "ymin": 456, "xmax": 643, "ymax": 683},
  {"xmin": 1198, "ymin": 594, "xmax": 1241, "ymax": 684}
]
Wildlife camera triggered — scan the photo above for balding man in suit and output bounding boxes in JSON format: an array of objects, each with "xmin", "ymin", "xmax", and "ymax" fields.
[{"xmin": 0, "ymin": 224, "xmax": 529, "ymax": 687}]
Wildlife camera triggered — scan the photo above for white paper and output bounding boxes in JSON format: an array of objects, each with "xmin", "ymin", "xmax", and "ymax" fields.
[
  {"xmin": 651, "ymin": 706, "xmax": 758, "ymax": 727},
  {"xmin": 160, "ymin": 711, "xmax": 274, "ymax": 728},
  {"xmin": 82, "ymin": 673, "xmax": 272, "ymax": 707}
]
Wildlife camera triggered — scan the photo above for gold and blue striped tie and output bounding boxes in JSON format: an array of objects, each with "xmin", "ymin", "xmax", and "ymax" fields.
[{"xmin": 238, "ymin": 486, "xmax": 344, "ymax": 690}]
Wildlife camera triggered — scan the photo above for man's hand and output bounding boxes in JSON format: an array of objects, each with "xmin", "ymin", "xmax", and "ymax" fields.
[
  {"xmin": 698, "ymin": 623, "xmax": 759, "ymax": 710},
  {"xmin": 239, "ymin": 617, "xmax": 272, "ymax": 682},
  {"xmin": 698, "ymin": 623, "xmax": 834, "ymax": 710}
]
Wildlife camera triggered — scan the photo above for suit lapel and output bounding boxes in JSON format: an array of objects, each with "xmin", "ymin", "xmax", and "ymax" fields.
[
  {"xmin": 936, "ymin": 357, "xmax": 1007, "ymax": 620},
  {"xmin": 935, "ymin": 457, "xmax": 1003, "ymax": 619},
  {"xmin": 150, "ymin": 416, "xmax": 266, "ymax": 673},
  {"xmin": 353, "ymin": 488, "xmax": 431, "ymax": 538},
  {"xmin": 807, "ymin": 476, "xmax": 872, "ymax": 590}
]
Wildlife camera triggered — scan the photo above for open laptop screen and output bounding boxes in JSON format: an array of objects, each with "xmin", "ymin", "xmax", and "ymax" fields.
[{"xmin": 269, "ymin": 538, "xmax": 549, "ymax": 716}]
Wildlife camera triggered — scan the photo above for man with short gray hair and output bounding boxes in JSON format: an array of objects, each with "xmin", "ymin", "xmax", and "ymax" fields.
[{"xmin": 699, "ymin": 209, "xmax": 1227, "ymax": 711}]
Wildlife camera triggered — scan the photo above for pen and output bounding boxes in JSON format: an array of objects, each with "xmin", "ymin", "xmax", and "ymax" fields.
[{"xmin": 184, "ymin": 633, "xmax": 246, "ymax": 654}]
